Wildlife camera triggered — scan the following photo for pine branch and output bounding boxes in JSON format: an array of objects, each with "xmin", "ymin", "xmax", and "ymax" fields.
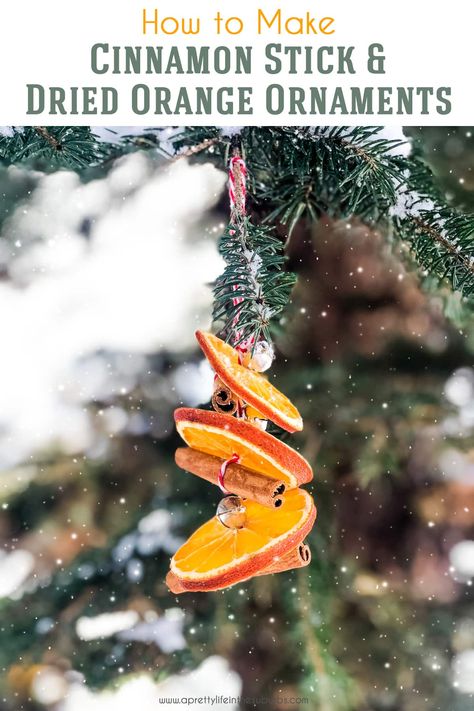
[
  {"xmin": 387, "ymin": 155, "xmax": 474, "ymax": 299},
  {"xmin": 4, "ymin": 123, "xmax": 474, "ymax": 316},
  {"xmin": 213, "ymin": 219, "xmax": 296, "ymax": 347},
  {"xmin": 0, "ymin": 126, "xmax": 119, "ymax": 170},
  {"xmin": 34, "ymin": 126, "xmax": 63, "ymax": 151},
  {"xmin": 185, "ymin": 126, "xmax": 474, "ymax": 308},
  {"xmin": 247, "ymin": 127, "xmax": 408, "ymax": 231},
  {"xmin": 394, "ymin": 208, "xmax": 474, "ymax": 298}
]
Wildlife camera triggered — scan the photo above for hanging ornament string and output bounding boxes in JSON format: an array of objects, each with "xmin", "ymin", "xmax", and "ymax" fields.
[
  {"xmin": 228, "ymin": 149, "xmax": 251, "ymax": 354},
  {"xmin": 229, "ymin": 153, "xmax": 247, "ymax": 223},
  {"xmin": 226, "ymin": 146, "xmax": 273, "ymax": 373},
  {"xmin": 212, "ymin": 143, "xmax": 275, "ymax": 427},
  {"xmin": 226, "ymin": 147, "xmax": 251, "ymax": 420}
]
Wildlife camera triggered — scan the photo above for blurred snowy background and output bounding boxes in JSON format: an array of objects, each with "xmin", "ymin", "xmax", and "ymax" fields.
[
  {"xmin": 0, "ymin": 155, "xmax": 224, "ymax": 468},
  {"xmin": 0, "ymin": 127, "xmax": 473, "ymax": 711}
]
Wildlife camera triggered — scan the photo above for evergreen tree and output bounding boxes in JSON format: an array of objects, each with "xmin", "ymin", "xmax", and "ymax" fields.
[{"xmin": 0, "ymin": 125, "xmax": 473, "ymax": 711}]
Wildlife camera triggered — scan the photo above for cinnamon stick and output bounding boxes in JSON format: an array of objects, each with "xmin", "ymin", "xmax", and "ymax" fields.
[
  {"xmin": 175, "ymin": 447, "xmax": 286, "ymax": 509},
  {"xmin": 256, "ymin": 542, "xmax": 311, "ymax": 575}
]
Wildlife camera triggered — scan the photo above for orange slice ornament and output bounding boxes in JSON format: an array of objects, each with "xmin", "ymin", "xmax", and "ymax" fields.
[
  {"xmin": 174, "ymin": 408, "xmax": 312, "ymax": 489},
  {"xmin": 196, "ymin": 330, "xmax": 303, "ymax": 433},
  {"xmin": 167, "ymin": 488, "xmax": 316, "ymax": 592},
  {"xmin": 167, "ymin": 334, "xmax": 315, "ymax": 594}
]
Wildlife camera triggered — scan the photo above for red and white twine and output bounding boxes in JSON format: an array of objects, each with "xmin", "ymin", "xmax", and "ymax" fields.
[
  {"xmin": 228, "ymin": 152, "xmax": 255, "ymax": 356},
  {"xmin": 228, "ymin": 154, "xmax": 247, "ymax": 220},
  {"xmin": 213, "ymin": 152, "xmax": 261, "ymax": 501},
  {"xmin": 218, "ymin": 453, "xmax": 240, "ymax": 493}
]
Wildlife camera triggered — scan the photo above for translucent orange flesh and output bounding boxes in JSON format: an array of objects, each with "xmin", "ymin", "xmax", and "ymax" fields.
[
  {"xmin": 177, "ymin": 421, "xmax": 294, "ymax": 485},
  {"xmin": 172, "ymin": 489, "xmax": 313, "ymax": 576}
]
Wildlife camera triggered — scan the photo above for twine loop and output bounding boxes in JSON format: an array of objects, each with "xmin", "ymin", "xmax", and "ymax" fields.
[{"xmin": 218, "ymin": 453, "xmax": 241, "ymax": 494}]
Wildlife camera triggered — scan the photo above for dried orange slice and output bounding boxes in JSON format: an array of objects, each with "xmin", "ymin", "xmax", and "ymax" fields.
[
  {"xmin": 175, "ymin": 408, "xmax": 312, "ymax": 488},
  {"xmin": 168, "ymin": 488, "xmax": 316, "ymax": 592},
  {"xmin": 196, "ymin": 331, "xmax": 303, "ymax": 432}
]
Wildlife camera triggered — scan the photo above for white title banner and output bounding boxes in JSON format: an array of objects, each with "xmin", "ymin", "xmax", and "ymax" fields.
[{"xmin": 1, "ymin": 0, "xmax": 473, "ymax": 125}]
